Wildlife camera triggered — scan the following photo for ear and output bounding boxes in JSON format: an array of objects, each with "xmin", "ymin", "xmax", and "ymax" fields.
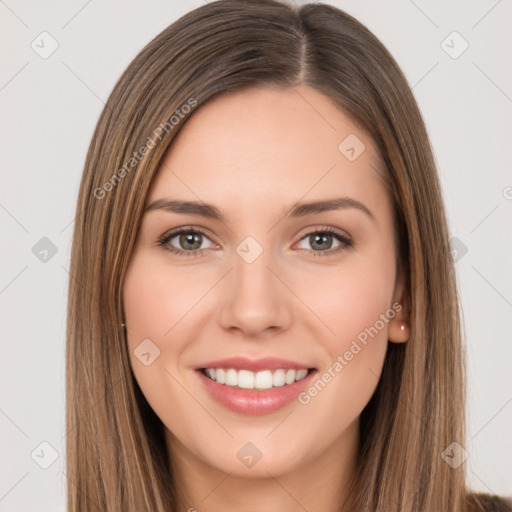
[{"xmin": 388, "ymin": 271, "xmax": 410, "ymax": 343}]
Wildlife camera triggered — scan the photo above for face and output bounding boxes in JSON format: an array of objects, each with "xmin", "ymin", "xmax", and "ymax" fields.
[{"xmin": 123, "ymin": 84, "xmax": 409, "ymax": 481}]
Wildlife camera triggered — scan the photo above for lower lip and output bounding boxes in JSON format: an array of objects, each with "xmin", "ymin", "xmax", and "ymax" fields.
[{"xmin": 196, "ymin": 369, "xmax": 317, "ymax": 415}]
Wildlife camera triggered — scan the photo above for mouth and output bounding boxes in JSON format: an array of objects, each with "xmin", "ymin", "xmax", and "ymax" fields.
[{"xmin": 195, "ymin": 359, "xmax": 318, "ymax": 415}]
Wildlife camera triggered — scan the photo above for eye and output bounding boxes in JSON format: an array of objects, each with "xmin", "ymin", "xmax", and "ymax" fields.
[
  {"xmin": 157, "ymin": 226, "xmax": 353, "ymax": 258},
  {"xmin": 295, "ymin": 227, "xmax": 352, "ymax": 256},
  {"xmin": 157, "ymin": 227, "xmax": 216, "ymax": 256}
]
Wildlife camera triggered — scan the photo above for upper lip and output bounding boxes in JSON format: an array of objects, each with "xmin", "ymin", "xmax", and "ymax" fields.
[{"xmin": 195, "ymin": 357, "xmax": 315, "ymax": 373}]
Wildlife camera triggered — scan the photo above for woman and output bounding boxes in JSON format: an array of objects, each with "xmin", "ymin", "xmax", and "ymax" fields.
[{"xmin": 65, "ymin": 0, "xmax": 511, "ymax": 510}]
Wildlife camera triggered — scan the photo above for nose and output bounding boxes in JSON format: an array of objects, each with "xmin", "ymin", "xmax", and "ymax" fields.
[{"xmin": 217, "ymin": 245, "xmax": 293, "ymax": 337}]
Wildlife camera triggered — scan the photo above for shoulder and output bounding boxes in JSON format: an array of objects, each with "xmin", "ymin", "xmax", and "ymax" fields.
[{"xmin": 466, "ymin": 492, "xmax": 512, "ymax": 512}]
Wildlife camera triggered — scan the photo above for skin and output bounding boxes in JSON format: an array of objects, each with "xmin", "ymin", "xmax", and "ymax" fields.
[{"xmin": 123, "ymin": 84, "xmax": 410, "ymax": 512}]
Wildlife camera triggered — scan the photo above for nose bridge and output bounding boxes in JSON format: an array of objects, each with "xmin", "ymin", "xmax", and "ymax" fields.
[
  {"xmin": 232, "ymin": 233, "xmax": 279, "ymax": 301},
  {"xmin": 218, "ymin": 233, "xmax": 291, "ymax": 335}
]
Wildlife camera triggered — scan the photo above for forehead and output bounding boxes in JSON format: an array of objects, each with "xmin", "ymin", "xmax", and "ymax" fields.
[{"xmin": 146, "ymin": 85, "xmax": 388, "ymax": 220}]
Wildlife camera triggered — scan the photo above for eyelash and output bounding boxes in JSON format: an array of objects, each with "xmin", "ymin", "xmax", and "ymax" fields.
[{"xmin": 157, "ymin": 226, "xmax": 353, "ymax": 258}]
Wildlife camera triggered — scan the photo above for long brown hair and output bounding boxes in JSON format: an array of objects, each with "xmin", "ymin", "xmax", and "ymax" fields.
[{"xmin": 66, "ymin": 1, "xmax": 500, "ymax": 510}]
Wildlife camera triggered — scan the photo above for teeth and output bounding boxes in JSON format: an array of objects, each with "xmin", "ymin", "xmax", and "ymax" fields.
[
  {"xmin": 238, "ymin": 370, "xmax": 255, "ymax": 389},
  {"xmin": 272, "ymin": 369, "xmax": 286, "ymax": 387},
  {"xmin": 226, "ymin": 368, "xmax": 238, "ymax": 386},
  {"xmin": 202, "ymin": 367, "xmax": 310, "ymax": 389}
]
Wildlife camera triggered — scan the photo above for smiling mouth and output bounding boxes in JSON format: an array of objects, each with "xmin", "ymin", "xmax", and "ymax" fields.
[{"xmin": 198, "ymin": 367, "xmax": 317, "ymax": 390}]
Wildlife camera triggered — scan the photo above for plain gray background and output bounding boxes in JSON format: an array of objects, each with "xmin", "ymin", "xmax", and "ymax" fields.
[{"xmin": 1, "ymin": 1, "xmax": 511, "ymax": 510}]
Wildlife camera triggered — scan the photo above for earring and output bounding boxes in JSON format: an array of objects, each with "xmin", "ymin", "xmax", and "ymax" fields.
[
  {"xmin": 400, "ymin": 324, "xmax": 405, "ymax": 331},
  {"xmin": 121, "ymin": 323, "xmax": 126, "ymax": 329}
]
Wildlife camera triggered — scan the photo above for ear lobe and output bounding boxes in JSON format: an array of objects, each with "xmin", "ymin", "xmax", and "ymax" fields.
[
  {"xmin": 388, "ymin": 272, "xmax": 410, "ymax": 344},
  {"xmin": 389, "ymin": 318, "xmax": 409, "ymax": 343}
]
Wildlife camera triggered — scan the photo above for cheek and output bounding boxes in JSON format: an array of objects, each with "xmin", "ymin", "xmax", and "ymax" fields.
[
  {"xmin": 321, "ymin": 257, "xmax": 395, "ymax": 380},
  {"xmin": 293, "ymin": 256, "xmax": 395, "ymax": 406},
  {"xmin": 122, "ymin": 256, "xmax": 193, "ymax": 398},
  {"xmin": 122, "ymin": 256, "xmax": 205, "ymax": 427},
  {"xmin": 123, "ymin": 255, "xmax": 210, "ymax": 344},
  {"xmin": 122, "ymin": 268, "xmax": 216, "ymax": 447},
  {"xmin": 299, "ymin": 259, "xmax": 395, "ymax": 346}
]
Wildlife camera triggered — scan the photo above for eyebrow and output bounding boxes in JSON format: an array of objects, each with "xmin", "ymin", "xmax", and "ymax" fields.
[{"xmin": 145, "ymin": 196, "xmax": 376, "ymax": 222}]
